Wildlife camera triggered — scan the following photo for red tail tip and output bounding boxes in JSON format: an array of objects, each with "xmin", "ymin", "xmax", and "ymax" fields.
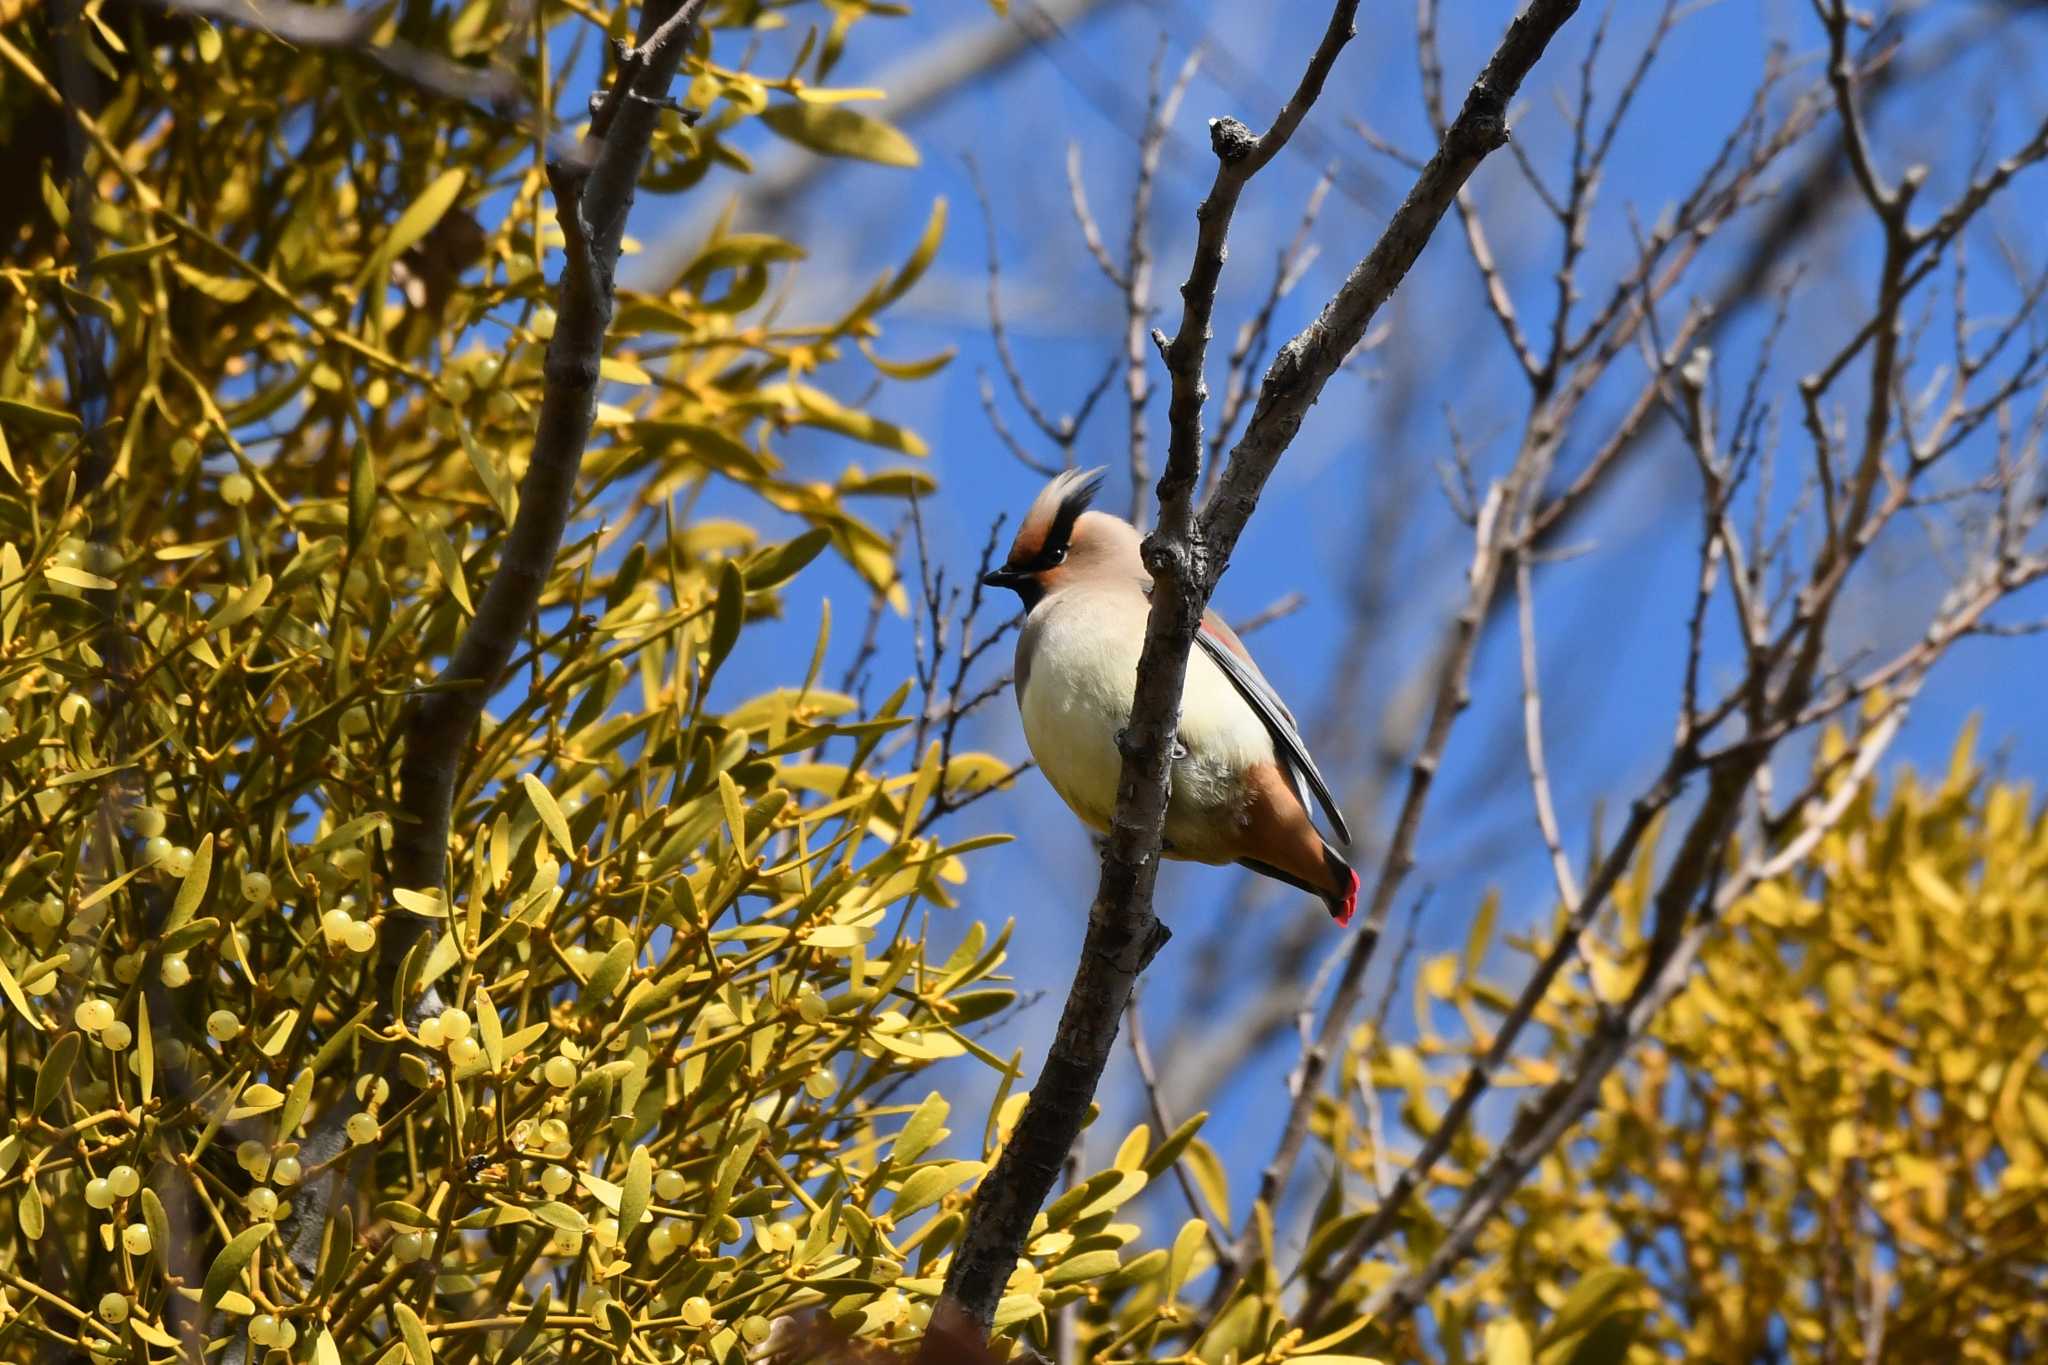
[{"xmin": 1333, "ymin": 867, "xmax": 1359, "ymax": 928}]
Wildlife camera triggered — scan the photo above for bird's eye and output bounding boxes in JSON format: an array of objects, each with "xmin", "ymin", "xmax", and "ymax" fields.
[{"xmin": 1049, "ymin": 546, "xmax": 1067, "ymax": 565}]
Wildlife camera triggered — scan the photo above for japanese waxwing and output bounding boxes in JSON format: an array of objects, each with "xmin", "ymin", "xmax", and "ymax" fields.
[{"xmin": 982, "ymin": 467, "xmax": 1357, "ymax": 925}]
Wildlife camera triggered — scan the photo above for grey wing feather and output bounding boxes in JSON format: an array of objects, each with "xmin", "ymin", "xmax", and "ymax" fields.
[{"xmin": 1192, "ymin": 628, "xmax": 1352, "ymax": 846}]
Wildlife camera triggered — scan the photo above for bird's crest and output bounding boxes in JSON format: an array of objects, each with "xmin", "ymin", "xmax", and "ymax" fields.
[{"xmin": 1005, "ymin": 465, "xmax": 1106, "ymax": 571}]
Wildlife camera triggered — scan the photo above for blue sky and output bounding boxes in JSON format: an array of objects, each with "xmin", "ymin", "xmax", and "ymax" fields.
[{"xmin": 620, "ymin": 0, "xmax": 2048, "ymax": 1240}]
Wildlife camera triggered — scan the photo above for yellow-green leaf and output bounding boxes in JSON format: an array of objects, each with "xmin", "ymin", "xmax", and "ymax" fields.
[
  {"xmin": 893, "ymin": 1092, "xmax": 949, "ymax": 1165},
  {"xmin": 0, "ymin": 398, "xmax": 81, "ymax": 433},
  {"xmin": 17, "ymin": 1178, "xmax": 42, "ymax": 1240},
  {"xmin": 1046, "ymin": 1248, "xmax": 1120, "ymax": 1285},
  {"xmin": 0, "ymin": 956, "xmax": 46, "ymax": 1031},
  {"xmin": 1184, "ymin": 1137, "xmax": 1230, "ymax": 1222},
  {"xmin": 1485, "ymin": 1319, "xmax": 1534, "ymax": 1365},
  {"xmin": 365, "ymin": 169, "xmax": 466, "ymax": 290},
  {"xmin": 171, "ymin": 260, "xmax": 260, "ymax": 303},
  {"xmin": 1905, "ymin": 858, "xmax": 1965, "ymax": 915},
  {"xmin": 707, "ymin": 560, "xmax": 745, "ymax": 676},
  {"xmin": 760, "ymin": 101, "xmax": 918, "ymax": 167},
  {"xmin": 392, "ymin": 886, "xmax": 448, "ymax": 918},
  {"xmin": 534, "ymin": 1201, "xmax": 586, "ymax": 1234},
  {"xmin": 44, "ymin": 564, "xmax": 116, "ymax": 590},
  {"xmin": 202, "ymin": 1224, "xmax": 273, "ymax": 1307},
  {"xmin": 475, "ymin": 985, "xmax": 503, "ymax": 1070},
  {"xmin": 348, "ymin": 435, "xmax": 376, "ymax": 549},
  {"xmin": 209, "ymin": 574, "xmax": 273, "ymax": 632},
  {"xmin": 392, "ymin": 1300, "xmax": 434, "ymax": 1364},
  {"xmin": 32, "ymin": 1031, "xmax": 80, "ymax": 1117},
  {"xmin": 619, "ymin": 1146, "xmax": 653, "ymax": 1231},
  {"xmin": 578, "ymin": 938, "xmax": 634, "ymax": 1005},
  {"xmin": 522, "ymin": 774, "xmax": 574, "ymax": 858}
]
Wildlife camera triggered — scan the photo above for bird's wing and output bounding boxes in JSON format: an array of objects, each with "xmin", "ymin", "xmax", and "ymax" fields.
[{"xmin": 1194, "ymin": 608, "xmax": 1351, "ymax": 845}]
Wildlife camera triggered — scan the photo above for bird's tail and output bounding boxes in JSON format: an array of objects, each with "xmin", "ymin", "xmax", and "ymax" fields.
[{"xmin": 1322, "ymin": 844, "xmax": 1358, "ymax": 928}]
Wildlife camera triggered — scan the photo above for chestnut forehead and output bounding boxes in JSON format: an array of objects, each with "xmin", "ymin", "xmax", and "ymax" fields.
[
  {"xmin": 1006, "ymin": 470, "xmax": 1102, "ymax": 567},
  {"xmin": 1006, "ymin": 519, "xmax": 1049, "ymax": 565}
]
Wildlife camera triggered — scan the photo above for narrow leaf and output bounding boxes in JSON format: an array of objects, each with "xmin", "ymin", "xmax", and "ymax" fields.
[
  {"xmin": 521, "ymin": 774, "xmax": 574, "ymax": 858},
  {"xmin": 163, "ymin": 833, "xmax": 213, "ymax": 935},
  {"xmin": 760, "ymin": 101, "xmax": 918, "ymax": 167},
  {"xmin": 202, "ymin": 1224, "xmax": 273, "ymax": 1307},
  {"xmin": 31, "ymin": 1032, "xmax": 80, "ymax": 1117}
]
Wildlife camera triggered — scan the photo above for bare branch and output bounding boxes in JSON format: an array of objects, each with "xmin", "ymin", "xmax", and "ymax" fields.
[
  {"xmin": 1124, "ymin": 988, "xmax": 1229, "ymax": 1257},
  {"xmin": 1513, "ymin": 554, "xmax": 1580, "ymax": 911},
  {"xmin": 970, "ymin": 158, "xmax": 1082, "ymax": 453},
  {"xmin": 1125, "ymin": 44, "xmax": 1202, "ymax": 527},
  {"xmin": 1064, "ymin": 142, "xmax": 1127, "ymax": 290},
  {"xmin": 1206, "ymin": 170, "xmax": 1333, "ymax": 491},
  {"xmin": 928, "ymin": 0, "xmax": 1393, "ymax": 1342},
  {"xmin": 1211, "ymin": 2, "xmax": 1589, "ymax": 1299},
  {"xmin": 1231, "ymin": 591, "xmax": 1308, "ymax": 638}
]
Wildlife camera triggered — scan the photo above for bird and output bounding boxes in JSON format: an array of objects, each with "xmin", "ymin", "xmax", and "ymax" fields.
[{"xmin": 981, "ymin": 466, "xmax": 1357, "ymax": 926}]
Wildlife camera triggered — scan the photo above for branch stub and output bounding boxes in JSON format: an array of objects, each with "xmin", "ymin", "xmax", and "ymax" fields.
[{"xmin": 1208, "ymin": 116, "xmax": 1258, "ymax": 164}]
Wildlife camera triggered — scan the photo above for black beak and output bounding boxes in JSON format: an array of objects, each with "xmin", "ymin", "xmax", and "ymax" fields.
[{"xmin": 981, "ymin": 568, "xmax": 1029, "ymax": 592}]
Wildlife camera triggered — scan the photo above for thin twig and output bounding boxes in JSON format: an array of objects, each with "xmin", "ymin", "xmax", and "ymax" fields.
[{"xmin": 1123, "ymin": 989, "xmax": 1228, "ymax": 1258}]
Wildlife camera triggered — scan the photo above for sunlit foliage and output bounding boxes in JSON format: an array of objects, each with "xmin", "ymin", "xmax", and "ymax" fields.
[
  {"xmin": 1313, "ymin": 721, "xmax": 2048, "ymax": 1364},
  {"xmin": 0, "ymin": 0, "xmax": 1160, "ymax": 1357},
  {"xmin": 6, "ymin": 0, "xmax": 2043, "ymax": 1359}
]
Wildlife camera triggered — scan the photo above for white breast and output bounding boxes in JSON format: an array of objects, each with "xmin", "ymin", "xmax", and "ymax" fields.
[{"xmin": 1016, "ymin": 590, "xmax": 1274, "ymax": 860}]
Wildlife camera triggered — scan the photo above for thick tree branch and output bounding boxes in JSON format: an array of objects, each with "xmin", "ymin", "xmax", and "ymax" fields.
[
  {"xmin": 389, "ymin": 0, "xmax": 705, "ymax": 931},
  {"xmin": 933, "ymin": 0, "xmax": 1584, "ymax": 1343},
  {"xmin": 926, "ymin": 0, "xmax": 1363, "ymax": 1344},
  {"xmin": 268, "ymin": 1, "xmax": 706, "ymax": 1342}
]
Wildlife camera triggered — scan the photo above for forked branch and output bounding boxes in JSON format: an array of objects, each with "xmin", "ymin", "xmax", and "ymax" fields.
[{"xmin": 929, "ymin": 0, "xmax": 1583, "ymax": 1342}]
